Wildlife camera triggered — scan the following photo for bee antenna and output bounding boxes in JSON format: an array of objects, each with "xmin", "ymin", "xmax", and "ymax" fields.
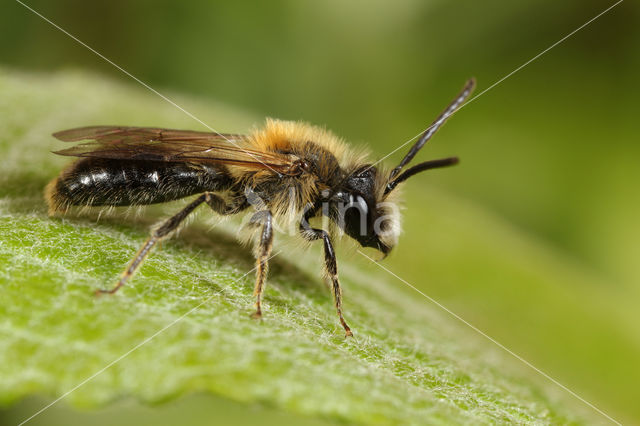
[
  {"xmin": 385, "ymin": 157, "xmax": 459, "ymax": 194},
  {"xmin": 388, "ymin": 78, "xmax": 475, "ymax": 181}
]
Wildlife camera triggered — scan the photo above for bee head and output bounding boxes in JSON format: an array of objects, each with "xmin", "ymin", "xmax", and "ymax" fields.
[
  {"xmin": 329, "ymin": 165, "xmax": 400, "ymax": 256},
  {"xmin": 348, "ymin": 78, "xmax": 474, "ymax": 254},
  {"xmin": 323, "ymin": 79, "xmax": 475, "ymax": 256}
]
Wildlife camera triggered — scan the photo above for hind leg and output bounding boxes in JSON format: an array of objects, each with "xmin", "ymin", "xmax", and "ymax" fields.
[{"xmin": 98, "ymin": 193, "xmax": 238, "ymax": 294}]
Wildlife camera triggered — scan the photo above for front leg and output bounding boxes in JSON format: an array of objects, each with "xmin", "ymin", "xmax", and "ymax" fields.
[
  {"xmin": 250, "ymin": 210, "xmax": 273, "ymax": 318},
  {"xmin": 300, "ymin": 222, "xmax": 353, "ymax": 337}
]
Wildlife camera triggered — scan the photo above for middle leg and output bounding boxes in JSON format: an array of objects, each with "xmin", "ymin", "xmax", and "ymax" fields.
[{"xmin": 250, "ymin": 210, "xmax": 273, "ymax": 318}]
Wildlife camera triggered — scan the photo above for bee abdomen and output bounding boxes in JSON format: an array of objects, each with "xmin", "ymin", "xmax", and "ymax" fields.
[{"xmin": 45, "ymin": 158, "xmax": 233, "ymax": 214}]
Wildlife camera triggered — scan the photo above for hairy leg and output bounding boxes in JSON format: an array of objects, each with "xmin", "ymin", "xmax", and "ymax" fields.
[
  {"xmin": 98, "ymin": 192, "xmax": 238, "ymax": 294},
  {"xmin": 250, "ymin": 210, "xmax": 273, "ymax": 318},
  {"xmin": 299, "ymin": 224, "xmax": 352, "ymax": 337}
]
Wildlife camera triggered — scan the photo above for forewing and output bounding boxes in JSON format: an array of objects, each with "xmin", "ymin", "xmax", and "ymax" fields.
[{"xmin": 52, "ymin": 126, "xmax": 295, "ymax": 172}]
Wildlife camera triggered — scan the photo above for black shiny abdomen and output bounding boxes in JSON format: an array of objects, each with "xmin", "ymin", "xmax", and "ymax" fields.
[{"xmin": 53, "ymin": 158, "xmax": 233, "ymax": 207}]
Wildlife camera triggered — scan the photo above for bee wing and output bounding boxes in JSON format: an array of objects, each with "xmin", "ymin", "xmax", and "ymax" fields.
[{"xmin": 52, "ymin": 126, "xmax": 296, "ymax": 173}]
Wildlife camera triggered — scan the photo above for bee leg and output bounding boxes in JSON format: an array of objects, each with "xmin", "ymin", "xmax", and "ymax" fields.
[
  {"xmin": 299, "ymin": 225, "xmax": 353, "ymax": 337},
  {"xmin": 250, "ymin": 210, "xmax": 273, "ymax": 319},
  {"xmin": 97, "ymin": 193, "xmax": 212, "ymax": 295}
]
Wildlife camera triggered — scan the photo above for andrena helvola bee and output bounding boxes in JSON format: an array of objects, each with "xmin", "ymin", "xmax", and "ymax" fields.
[{"xmin": 45, "ymin": 79, "xmax": 475, "ymax": 336}]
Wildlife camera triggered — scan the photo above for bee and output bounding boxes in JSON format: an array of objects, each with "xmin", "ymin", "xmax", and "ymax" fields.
[{"xmin": 45, "ymin": 79, "xmax": 475, "ymax": 336}]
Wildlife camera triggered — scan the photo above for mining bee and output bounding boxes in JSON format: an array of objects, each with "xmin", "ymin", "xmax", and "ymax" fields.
[{"xmin": 45, "ymin": 79, "xmax": 475, "ymax": 336}]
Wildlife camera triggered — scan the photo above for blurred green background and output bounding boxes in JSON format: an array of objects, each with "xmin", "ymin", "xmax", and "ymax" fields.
[{"xmin": 1, "ymin": 0, "xmax": 639, "ymax": 423}]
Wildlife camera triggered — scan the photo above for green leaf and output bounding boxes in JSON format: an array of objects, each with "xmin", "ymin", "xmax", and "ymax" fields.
[{"xmin": 0, "ymin": 68, "xmax": 597, "ymax": 424}]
